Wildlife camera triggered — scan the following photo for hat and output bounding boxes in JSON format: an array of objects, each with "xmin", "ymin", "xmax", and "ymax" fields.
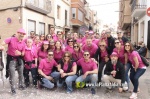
[
  {"xmin": 88, "ymin": 31, "xmax": 94, "ymax": 34},
  {"xmin": 43, "ymin": 41, "xmax": 49, "ymax": 44},
  {"xmin": 17, "ymin": 28, "xmax": 26, "ymax": 35},
  {"xmin": 110, "ymin": 52, "xmax": 118, "ymax": 57}
]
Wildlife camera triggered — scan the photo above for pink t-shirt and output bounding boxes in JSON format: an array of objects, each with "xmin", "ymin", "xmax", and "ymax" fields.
[
  {"xmin": 38, "ymin": 58, "xmax": 58, "ymax": 75},
  {"xmin": 72, "ymin": 50, "xmax": 83, "ymax": 61},
  {"xmin": 33, "ymin": 42, "xmax": 42, "ymax": 50},
  {"xmin": 127, "ymin": 51, "xmax": 145, "ymax": 68},
  {"xmin": 4, "ymin": 37, "xmax": 26, "ymax": 56},
  {"xmin": 52, "ymin": 34, "xmax": 57, "ymax": 42},
  {"xmin": 38, "ymin": 49, "xmax": 48, "ymax": 59},
  {"xmin": 65, "ymin": 45, "xmax": 74, "ymax": 54},
  {"xmin": 100, "ymin": 49, "xmax": 108, "ymax": 62},
  {"xmin": 24, "ymin": 46, "xmax": 38, "ymax": 69},
  {"xmin": 92, "ymin": 39, "xmax": 99, "ymax": 45},
  {"xmin": 113, "ymin": 46, "xmax": 125, "ymax": 64},
  {"xmin": 63, "ymin": 62, "xmax": 76, "ymax": 73},
  {"xmin": 82, "ymin": 43, "xmax": 98, "ymax": 58},
  {"xmin": 54, "ymin": 49, "xmax": 64, "ymax": 62},
  {"xmin": 77, "ymin": 58, "xmax": 98, "ymax": 74}
]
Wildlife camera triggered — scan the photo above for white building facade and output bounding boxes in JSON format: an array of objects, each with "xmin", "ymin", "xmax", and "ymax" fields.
[{"xmin": 54, "ymin": 0, "xmax": 71, "ymax": 34}]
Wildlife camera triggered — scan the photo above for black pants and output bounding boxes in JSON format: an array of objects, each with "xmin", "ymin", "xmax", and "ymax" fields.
[
  {"xmin": 98, "ymin": 61, "xmax": 106, "ymax": 82},
  {"xmin": 23, "ymin": 68, "xmax": 37, "ymax": 86}
]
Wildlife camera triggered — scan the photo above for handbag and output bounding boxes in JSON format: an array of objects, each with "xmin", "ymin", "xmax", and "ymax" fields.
[{"xmin": 140, "ymin": 55, "xmax": 149, "ymax": 67}]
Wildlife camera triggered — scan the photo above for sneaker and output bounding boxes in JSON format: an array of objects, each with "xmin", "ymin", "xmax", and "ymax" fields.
[
  {"xmin": 11, "ymin": 89, "xmax": 16, "ymax": 95},
  {"xmin": 129, "ymin": 93, "xmax": 137, "ymax": 99},
  {"xmin": 66, "ymin": 91, "xmax": 72, "ymax": 94},
  {"xmin": 91, "ymin": 88, "xmax": 96, "ymax": 95},
  {"xmin": 19, "ymin": 86, "xmax": 25, "ymax": 90}
]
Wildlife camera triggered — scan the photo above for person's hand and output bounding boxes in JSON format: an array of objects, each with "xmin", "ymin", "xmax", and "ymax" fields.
[
  {"xmin": 15, "ymin": 50, "xmax": 21, "ymax": 55},
  {"xmin": 111, "ymin": 70, "xmax": 116, "ymax": 77},
  {"xmin": 118, "ymin": 87, "xmax": 123, "ymax": 93},
  {"xmin": 83, "ymin": 72, "xmax": 89, "ymax": 79},
  {"xmin": 61, "ymin": 73, "xmax": 67, "ymax": 78},
  {"xmin": 46, "ymin": 76, "xmax": 54, "ymax": 81},
  {"xmin": 60, "ymin": 69, "xmax": 64, "ymax": 74},
  {"xmin": 0, "ymin": 45, "xmax": 4, "ymax": 50},
  {"xmin": 91, "ymin": 58, "xmax": 98, "ymax": 64}
]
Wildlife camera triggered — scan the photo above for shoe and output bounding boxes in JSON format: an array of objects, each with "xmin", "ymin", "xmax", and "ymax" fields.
[
  {"xmin": 129, "ymin": 93, "xmax": 137, "ymax": 99},
  {"xmin": 19, "ymin": 86, "xmax": 25, "ymax": 90},
  {"xmin": 91, "ymin": 88, "xmax": 96, "ymax": 95},
  {"xmin": 66, "ymin": 91, "xmax": 72, "ymax": 94},
  {"xmin": 11, "ymin": 89, "xmax": 16, "ymax": 95}
]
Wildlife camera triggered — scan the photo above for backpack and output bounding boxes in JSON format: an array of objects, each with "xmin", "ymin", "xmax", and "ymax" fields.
[{"xmin": 140, "ymin": 55, "xmax": 149, "ymax": 67}]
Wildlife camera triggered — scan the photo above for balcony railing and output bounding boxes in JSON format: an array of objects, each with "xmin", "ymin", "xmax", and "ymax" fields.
[
  {"xmin": 25, "ymin": 0, "xmax": 52, "ymax": 14},
  {"xmin": 131, "ymin": 0, "xmax": 147, "ymax": 12}
]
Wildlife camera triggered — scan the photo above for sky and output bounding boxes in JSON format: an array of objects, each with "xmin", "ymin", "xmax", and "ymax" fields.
[{"xmin": 86, "ymin": 0, "xmax": 119, "ymax": 25}]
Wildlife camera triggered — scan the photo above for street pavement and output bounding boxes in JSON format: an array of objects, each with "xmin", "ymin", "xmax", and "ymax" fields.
[{"xmin": 0, "ymin": 67, "xmax": 150, "ymax": 99}]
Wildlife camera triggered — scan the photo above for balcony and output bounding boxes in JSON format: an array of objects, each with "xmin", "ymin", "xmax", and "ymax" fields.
[
  {"xmin": 122, "ymin": 15, "xmax": 131, "ymax": 30},
  {"xmin": 131, "ymin": 0, "xmax": 147, "ymax": 17},
  {"xmin": 25, "ymin": 0, "xmax": 52, "ymax": 14}
]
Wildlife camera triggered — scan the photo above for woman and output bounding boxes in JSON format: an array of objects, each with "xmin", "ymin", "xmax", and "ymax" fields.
[
  {"xmin": 46, "ymin": 34, "xmax": 53, "ymax": 42},
  {"xmin": 124, "ymin": 41, "xmax": 146, "ymax": 99},
  {"xmin": 113, "ymin": 39, "xmax": 131, "ymax": 90},
  {"xmin": 54, "ymin": 41, "xmax": 64, "ymax": 63},
  {"xmin": 72, "ymin": 42, "xmax": 83, "ymax": 62},
  {"xmin": 94, "ymin": 41, "xmax": 109, "ymax": 82},
  {"xmin": 33, "ymin": 35, "xmax": 42, "ymax": 50},
  {"xmin": 38, "ymin": 41, "xmax": 50, "ymax": 62},
  {"xmin": 65, "ymin": 38, "xmax": 74, "ymax": 54},
  {"xmin": 57, "ymin": 51, "xmax": 77, "ymax": 93},
  {"xmin": 39, "ymin": 34, "xmax": 45, "ymax": 42}
]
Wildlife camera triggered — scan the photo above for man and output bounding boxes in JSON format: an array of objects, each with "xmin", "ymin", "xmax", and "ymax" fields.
[
  {"xmin": 105, "ymin": 29, "xmax": 115, "ymax": 55},
  {"xmin": 76, "ymin": 51, "xmax": 98, "ymax": 94},
  {"xmin": 103, "ymin": 52, "xmax": 128, "ymax": 92},
  {"xmin": 117, "ymin": 30, "xmax": 128, "ymax": 45},
  {"xmin": 1, "ymin": 28, "xmax": 26, "ymax": 94},
  {"xmin": 82, "ymin": 37, "xmax": 98, "ymax": 58},
  {"xmin": 29, "ymin": 31, "xmax": 36, "ymax": 40},
  {"xmin": 38, "ymin": 50, "xmax": 60, "ymax": 89},
  {"xmin": 49, "ymin": 26, "xmax": 57, "ymax": 41}
]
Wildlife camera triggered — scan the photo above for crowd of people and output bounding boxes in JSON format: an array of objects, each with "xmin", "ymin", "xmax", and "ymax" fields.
[{"xmin": 0, "ymin": 27, "xmax": 148, "ymax": 99}]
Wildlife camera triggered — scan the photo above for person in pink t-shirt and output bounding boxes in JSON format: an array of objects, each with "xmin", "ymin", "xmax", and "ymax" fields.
[
  {"xmin": 124, "ymin": 42, "xmax": 146, "ymax": 99},
  {"xmin": 72, "ymin": 42, "xmax": 83, "ymax": 62},
  {"xmin": 76, "ymin": 51, "xmax": 98, "ymax": 95},
  {"xmin": 45, "ymin": 34, "xmax": 53, "ymax": 42},
  {"xmin": 57, "ymin": 51, "xmax": 77, "ymax": 93},
  {"xmin": 33, "ymin": 35, "xmax": 42, "ymax": 50},
  {"xmin": 39, "ymin": 34, "xmax": 45, "ymax": 42},
  {"xmin": 49, "ymin": 26, "xmax": 57, "ymax": 41},
  {"xmin": 94, "ymin": 41, "xmax": 109, "ymax": 82},
  {"xmin": 23, "ymin": 39, "xmax": 38, "ymax": 88},
  {"xmin": 65, "ymin": 38, "xmax": 74, "ymax": 54},
  {"xmin": 38, "ymin": 41, "xmax": 50, "ymax": 62},
  {"xmin": 38, "ymin": 50, "xmax": 60, "ymax": 89},
  {"xmin": 73, "ymin": 32, "xmax": 82, "ymax": 44},
  {"xmin": 1, "ymin": 28, "xmax": 26, "ymax": 94},
  {"xmin": 82, "ymin": 37, "xmax": 98, "ymax": 58},
  {"xmin": 56, "ymin": 31, "xmax": 64, "ymax": 43},
  {"xmin": 54, "ymin": 41, "xmax": 64, "ymax": 62}
]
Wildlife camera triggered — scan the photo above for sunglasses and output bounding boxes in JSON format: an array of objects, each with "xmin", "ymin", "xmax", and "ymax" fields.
[
  {"xmin": 125, "ymin": 45, "xmax": 130, "ymax": 47},
  {"xmin": 117, "ymin": 32, "xmax": 121, "ymax": 34},
  {"xmin": 100, "ymin": 45, "xmax": 105, "ymax": 47},
  {"xmin": 115, "ymin": 42, "xmax": 120, "ymax": 44},
  {"xmin": 47, "ymin": 36, "xmax": 52, "ymax": 38},
  {"xmin": 84, "ymin": 54, "xmax": 89, "ymax": 56},
  {"xmin": 64, "ymin": 55, "xmax": 70, "ymax": 57},
  {"xmin": 48, "ymin": 54, "xmax": 53, "ymax": 56},
  {"xmin": 74, "ymin": 46, "xmax": 79, "ymax": 48},
  {"xmin": 68, "ymin": 41, "xmax": 73, "ymax": 42}
]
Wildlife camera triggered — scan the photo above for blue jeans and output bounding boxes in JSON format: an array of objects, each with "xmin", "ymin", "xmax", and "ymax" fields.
[
  {"xmin": 41, "ymin": 72, "xmax": 60, "ymax": 89},
  {"xmin": 125, "ymin": 63, "xmax": 131, "ymax": 89},
  {"xmin": 130, "ymin": 68, "xmax": 146, "ymax": 92},
  {"xmin": 76, "ymin": 74, "xmax": 98, "ymax": 88},
  {"xmin": 57, "ymin": 75, "xmax": 78, "ymax": 92}
]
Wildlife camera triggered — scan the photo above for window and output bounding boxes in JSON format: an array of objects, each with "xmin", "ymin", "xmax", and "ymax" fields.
[
  {"xmin": 28, "ymin": 20, "xmax": 36, "ymax": 36},
  {"xmin": 29, "ymin": 0, "xmax": 34, "ymax": 4},
  {"xmin": 57, "ymin": 5, "xmax": 60, "ymax": 19},
  {"xmin": 65, "ymin": 10, "xmax": 68, "ymax": 26},
  {"xmin": 39, "ymin": 22, "xmax": 45, "ymax": 35},
  {"xmin": 78, "ymin": 10, "xmax": 83, "ymax": 22},
  {"xmin": 72, "ymin": 8, "xmax": 76, "ymax": 19},
  {"xmin": 39, "ymin": 0, "xmax": 44, "ymax": 8}
]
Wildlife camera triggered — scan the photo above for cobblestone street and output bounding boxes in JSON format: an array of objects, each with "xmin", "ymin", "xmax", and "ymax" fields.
[{"xmin": 0, "ymin": 67, "xmax": 150, "ymax": 99}]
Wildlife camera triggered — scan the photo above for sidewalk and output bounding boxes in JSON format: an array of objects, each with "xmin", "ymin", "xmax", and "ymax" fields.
[{"xmin": 0, "ymin": 67, "xmax": 149, "ymax": 99}]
